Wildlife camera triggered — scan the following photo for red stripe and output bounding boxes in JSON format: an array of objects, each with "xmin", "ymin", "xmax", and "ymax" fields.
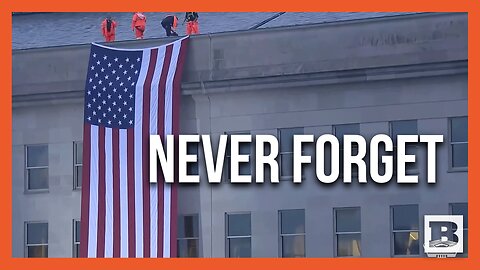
[
  {"xmin": 142, "ymin": 48, "xmax": 158, "ymax": 257},
  {"xmin": 79, "ymin": 123, "xmax": 91, "ymax": 257},
  {"xmin": 157, "ymin": 44, "xmax": 173, "ymax": 257},
  {"xmin": 170, "ymin": 38, "xmax": 189, "ymax": 257},
  {"xmin": 112, "ymin": 129, "xmax": 120, "ymax": 257},
  {"xmin": 127, "ymin": 128, "xmax": 135, "ymax": 257},
  {"xmin": 96, "ymin": 126, "xmax": 106, "ymax": 257}
]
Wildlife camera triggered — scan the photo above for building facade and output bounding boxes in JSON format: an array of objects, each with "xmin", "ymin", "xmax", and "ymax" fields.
[{"xmin": 12, "ymin": 12, "xmax": 468, "ymax": 258}]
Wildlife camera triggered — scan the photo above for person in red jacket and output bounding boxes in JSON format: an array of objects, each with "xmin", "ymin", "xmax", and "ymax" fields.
[
  {"xmin": 131, "ymin": 12, "xmax": 147, "ymax": 39},
  {"xmin": 101, "ymin": 17, "xmax": 117, "ymax": 42},
  {"xmin": 184, "ymin": 12, "xmax": 199, "ymax": 35}
]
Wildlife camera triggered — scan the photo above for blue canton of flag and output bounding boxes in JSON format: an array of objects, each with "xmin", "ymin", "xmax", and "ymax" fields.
[{"xmin": 85, "ymin": 46, "xmax": 142, "ymax": 129}]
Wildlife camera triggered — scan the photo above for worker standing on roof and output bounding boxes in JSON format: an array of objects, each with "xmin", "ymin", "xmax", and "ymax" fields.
[
  {"xmin": 161, "ymin": 15, "xmax": 179, "ymax": 37},
  {"xmin": 131, "ymin": 12, "xmax": 147, "ymax": 39},
  {"xmin": 184, "ymin": 12, "xmax": 199, "ymax": 35},
  {"xmin": 101, "ymin": 16, "xmax": 117, "ymax": 42}
]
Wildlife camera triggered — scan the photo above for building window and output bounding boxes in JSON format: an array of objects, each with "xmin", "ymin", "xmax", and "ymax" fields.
[
  {"xmin": 25, "ymin": 145, "xmax": 48, "ymax": 191},
  {"xmin": 334, "ymin": 124, "xmax": 360, "ymax": 178},
  {"xmin": 391, "ymin": 205, "xmax": 419, "ymax": 256},
  {"xmin": 187, "ymin": 141, "xmax": 199, "ymax": 176},
  {"xmin": 25, "ymin": 222, "xmax": 48, "ymax": 258},
  {"xmin": 279, "ymin": 128, "xmax": 304, "ymax": 179},
  {"xmin": 74, "ymin": 142, "xmax": 83, "ymax": 189},
  {"xmin": 335, "ymin": 207, "xmax": 361, "ymax": 257},
  {"xmin": 449, "ymin": 117, "xmax": 468, "ymax": 169},
  {"xmin": 279, "ymin": 209, "xmax": 305, "ymax": 257},
  {"xmin": 73, "ymin": 220, "xmax": 81, "ymax": 257},
  {"xmin": 226, "ymin": 132, "xmax": 251, "ymax": 180},
  {"xmin": 450, "ymin": 203, "xmax": 468, "ymax": 257},
  {"xmin": 390, "ymin": 120, "xmax": 418, "ymax": 172},
  {"xmin": 226, "ymin": 213, "xmax": 251, "ymax": 258},
  {"xmin": 177, "ymin": 215, "xmax": 199, "ymax": 257}
]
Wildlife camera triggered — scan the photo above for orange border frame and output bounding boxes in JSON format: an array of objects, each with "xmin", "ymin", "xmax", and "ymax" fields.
[{"xmin": 1, "ymin": 1, "xmax": 478, "ymax": 269}]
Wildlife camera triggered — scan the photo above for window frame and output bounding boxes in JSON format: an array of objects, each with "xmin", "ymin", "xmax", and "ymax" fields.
[
  {"xmin": 24, "ymin": 144, "xmax": 49, "ymax": 192},
  {"xmin": 177, "ymin": 214, "xmax": 200, "ymax": 258},
  {"xmin": 448, "ymin": 117, "xmax": 468, "ymax": 172},
  {"xmin": 389, "ymin": 120, "xmax": 419, "ymax": 174},
  {"xmin": 390, "ymin": 204, "xmax": 420, "ymax": 257},
  {"xmin": 225, "ymin": 211, "xmax": 252, "ymax": 258},
  {"xmin": 224, "ymin": 131, "xmax": 252, "ymax": 182},
  {"xmin": 278, "ymin": 209, "xmax": 306, "ymax": 258},
  {"xmin": 73, "ymin": 141, "xmax": 83, "ymax": 190},
  {"xmin": 334, "ymin": 207, "xmax": 362, "ymax": 257},
  {"xmin": 278, "ymin": 127, "xmax": 304, "ymax": 180},
  {"xmin": 449, "ymin": 202, "xmax": 468, "ymax": 257},
  {"xmin": 333, "ymin": 124, "xmax": 360, "ymax": 179},
  {"xmin": 73, "ymin": 219, "xmax": 81, "ymax": 258},
  {"xmin": 24, "ymin": 221, "xmax": 48, "ymax": 258}
]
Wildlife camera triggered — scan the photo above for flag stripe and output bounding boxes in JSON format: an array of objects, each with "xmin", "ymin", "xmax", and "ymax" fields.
[
  {"xmin": 104, "ymin": 128, "xmax": 114, "ymax": 257},
  {"xmin": 171, "ymin": 38, "xmax": 188, "ymax": 257},
  {"xmin": 119, "ymin": 129, "xmax": 129, "ymax": 257},
  {"xmin": 127, "ymin": 128, "xmax": 135, "ymax": 257},
  {"xmin": 97, "ymin": 126, "xmax": 106, "ymax": 257},
  {"xmin": 80, "ymin": 123, "xmax": 91, "ymax": 258},
  {"xmin": 142, "ymin": 49, "xmax": 158, "ymax": 257},
  {"xmin": 87, "ymin": 125, "xmax": 99, "ymax": 257},
  {"xmin": 134, "ymin": 49, "xmax": 151, "ymax": 257},
  {"xmin": 112, "ymin": 129, "xmax": 120, "ymax": 257},
  {"xmin": 157, "ymin": 44, "xmax": 173, "ymax": 257},
  {"xmin": 149, "ymin": 46, "xmax": 166, "ymax": 258}
]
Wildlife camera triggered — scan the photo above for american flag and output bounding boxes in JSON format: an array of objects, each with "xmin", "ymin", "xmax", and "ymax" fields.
[{"xmin": 80, "ymin": 37, "xmax": 188, "ymax": 258}]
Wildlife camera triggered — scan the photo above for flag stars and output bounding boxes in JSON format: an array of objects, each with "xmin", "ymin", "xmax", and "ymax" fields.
[
  {"xmin": 101, "ymin": 67, "xmax": 105, "ymax": 72},
  {"xmin": 116, "ymin": 76, "xmax": 120, "ymax": 81},
  {"xmin": 93, "ymin": 53, "xmax": 97, "ymax": 58},
  {"xmin": 102, "ymin": 87, "xmax": 106, "ymax": 91},
  {"xmin": 92, "ymin": 98, "xmax": 96, "ymax": 102},
  {"xmin": 137, "ymin": 57, "xmax": 141, "ymax": 62},
  {"xmin": 113, "ymin": 101, "xmax": 117, "ymax": 106},
  {"xmin": 96, "ymin": 60, "xmax": 101, "ymax": 65},
  {"xmin": 130, "ymin": 64, "xmax": 134, "ymax": 69},
  {"xmin": 113, "ymin": 88, "xmax": 117, "ymax": 93},
  {"xmin": 108, "ymin": 107, "xmax": 112, "ymax": 112},
  {"xmin": 123, "ymin": 114, "xmax": 127, "ymax": 119},
  {"xmin": 98, "ymin": 80, "xmax": 102, "ymax": 85},
  {"xmin": 104, "ymin": 75, "xmax": 109, "ymax": 79},
  {"xmin": 123, "ymin": 101, "xmax": 127, "ymax": 106},
  {"xmin": 108, "ymin": 62, "xmax": 112, "ymax": 67},
  {"xmin": 108, "ymin": 82, "xmax": 113, "ymax": 86},
  {"xmin": 118, "ymin": 120, "xmax": 122, "ymax": 125},
  {"xmin": 129, "ymin": 107, "xmax": 133, "ymax": 112},
  {"xmin": 134, "ymin": 70, "xmax": 138, "ymax": 75},
  {"xmin": 95, "ymin": 73, "xmax": 99, "ymax": 78},
  {"xmin": 112, "ymin": 70, "xmax": 116, "ymax": 74},
  {"xmin": 118, "ymin": 94, "xmax": 122, "ymax": 99},
  {"xmin": 118, "ymin": 107, "xmax": 122, "ymax": 112},
  {"xmin": 89, "ymin": 78, "xmax": 93, "ymax": 83},
  {"xmin": 102, "ymin": 100, "xmax": 106, "ymax": 105},
  {"xmin": 87, "ymin": 90, "xmax": 91, "ymax": 95},
  {"xmin": 129, "ymin": 120, "xmax": 133, "ymax": 125},
  {"xmin": 92, "ymin": 85, "xmax": 97, "ymax": 90},
  {"xmin": 124, "ymin": 88, "xmax": 128, "ymax": 93},
  {"xmin": 129, "ymin": 94, "xmax": 133, "ymax": 99},
  {"xmin": 91, "ymin": 66, "xmax": 95, "ymax": 70},
  {"xmin": 93, "ymin": 111, "xmax": 97, "ymax": 115},
  {"xmin": 87, "ymin": 103, "xmax": 91, "ymax": 108},
  {"xmin": 107, "ymin": 94, "xmax": 111, "ymax": 99},
  {"xmin": 119, "ymin": 64, "xmax": 123, "ymax": 69},
  {"xmin": 114, "ymin": 57, "xmax": 118, "ymax": 62},
  {"xmin": 108, "ymin": 120, "xmax": 112, "ymax": 125},
  {"xmin": 113, "ymin": 114, "xmax": 117, "ymax": 119},
  {"xmin": 127, "ymin": 76, "xmax": 131, "ymax": 81},
  {"xmin": 97, "ymin": 92, "xmax": 101, "ymax": 97},
  {"xmin": 123, "ymin": 70, "xmax": 128, "ymax": 75},
  {"xmin": 119, "ymin": 82, "xmax": 124, "ymax": 87},
  {"xmin": 97, "ymin": 105, "xmax": 102, "ymax": 110},
  {"xmin": 125, "ymin": 58, "xmax": 130, "ymax": 62},
  {"xmin": 103, "ymin": 55, "xmax": 107, "ymax": 60}
]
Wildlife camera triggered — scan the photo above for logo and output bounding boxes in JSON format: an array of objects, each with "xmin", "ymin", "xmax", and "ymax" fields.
[{"xmin": 424, "ymin": 215, "xmax": 463, "ymax": 258}]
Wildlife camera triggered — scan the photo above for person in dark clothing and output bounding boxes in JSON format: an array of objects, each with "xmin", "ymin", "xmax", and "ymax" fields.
[
  {"xmin": 183, "ymin": 12, "xmax": 199, "ymax": 35},
  {"xmin": 161, "ymin": 15, "xmax": 179, "ymax": 37}
]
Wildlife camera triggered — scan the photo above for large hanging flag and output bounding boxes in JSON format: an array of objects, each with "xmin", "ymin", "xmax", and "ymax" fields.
[{"xmin": 80, "ymin": 37, "xmax": 189, "ymax": 258}]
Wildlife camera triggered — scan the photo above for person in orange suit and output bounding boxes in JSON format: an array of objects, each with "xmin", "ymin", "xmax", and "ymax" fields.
[
  {"xmin": 101, "ymin": 17, "xmax": 117, "ymax": 42},
  {"xmin": 161, "ymin": 15, "xmax": 179, "ymax": 37},
  {"xmin": 184, "ymin": 12, "xmax": 199, "ymax": 35},
  {"xmin": 131, "ymin": 12, "xmax": 147, "ymax": 39}
]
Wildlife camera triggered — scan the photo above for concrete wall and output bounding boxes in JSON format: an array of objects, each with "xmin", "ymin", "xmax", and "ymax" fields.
[{"xmin": 12, "ymin": 12, "xmax": 468, "ymax": 257}]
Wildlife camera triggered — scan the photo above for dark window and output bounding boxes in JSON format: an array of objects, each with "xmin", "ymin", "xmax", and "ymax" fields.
[
  {"xmin": 279, "ymin": 209, "xmax": 305, "ymax": 257},
  {"xmin": 450, "ymin": 203, "xmax": 468, "ymax": 257},
  {"xmin": 335, "ymin": 208, "xmax": 361, "ymax": 257},
  {"xmin": 279, "ymin": 128, "xmax": 304, "ymax": 179},
  {"xmin": 226, "ymin": 132, "xmax": 251, "ymax": 180},
  {"xmin": 226, "ymin": 213, "xmax": 251, "ymax": 258},
  {"xmin": 450, "ymin": 117, "xmax": 468, "ymax": 168},
  {"xmin": 26, "ymin": 145, "xmax": 49, "ymax": 191},
  {"xmin": 73, "ymin": 220, "xmax": 81, "ymax": 257},
  {"xmin": 26, "ymin": 222, "xmax": 48, "ymax": 258},
  {"xmin": 392, "ymin": 205, "xmax": 419, "ymax": 256},
  {"xmin": 74, "ymin": 142, "xmax": 83, "ymax": 189},
  {"xmin": 390, "ymin": 120, "xmax": 418, "ymax": 172},
  {"xmin": 177, "ymin": 215, "xmax": 199, "ymax": 257},
  {"xmin": 334, "ymin": 124, "xmax": 360, "ymax": 178}
]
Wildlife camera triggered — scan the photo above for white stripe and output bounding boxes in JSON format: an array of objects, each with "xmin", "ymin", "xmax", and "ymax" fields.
[
  {"xmin": 119, "ymin": 129, "xmax": 129, "ymax": 258},
  {"xmin": 104, "ymin": 128, "xmax": 114, "ymax": 257},
  {"xmin": 87, "ymin": 125, "xmax": 99, "ymax": 258},
  {"xmin": 149, "ymin": 47, "xmax": 165, "ymax": 257},
  {"xmin": 134, "ymin": 49, "xmax": 151, "ymax": 257},
  {"xmin": 163, "ymin": 39, "xmax": 182, "ymax": 258}
]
